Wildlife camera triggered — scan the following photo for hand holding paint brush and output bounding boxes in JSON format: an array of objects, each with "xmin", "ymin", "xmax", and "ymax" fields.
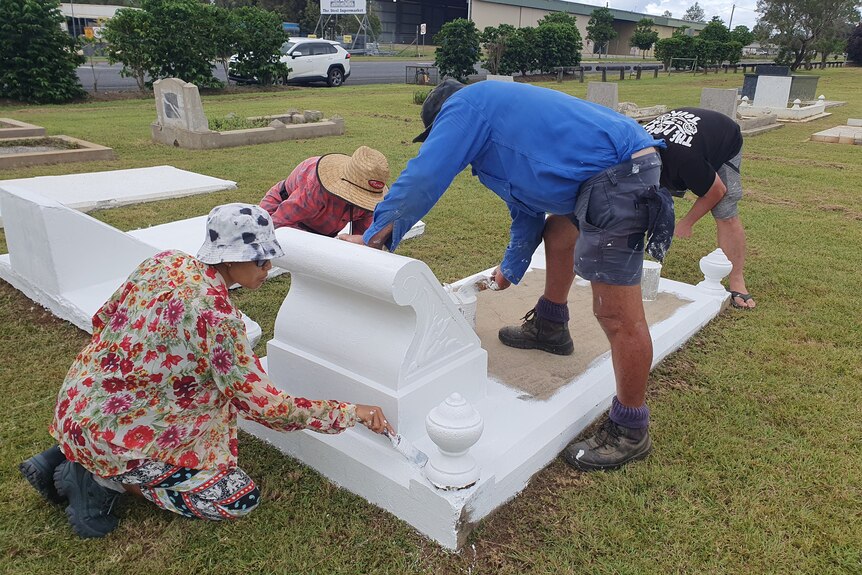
[{"xmin": 474, "ymin": 266, "xmax": 510, "ymax": 292}]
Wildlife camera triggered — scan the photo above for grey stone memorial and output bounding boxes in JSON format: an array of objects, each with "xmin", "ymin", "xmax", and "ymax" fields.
[
  {"xmin": 700, "ymin": 88, "xmax": 739, "ymax": 119},
  {"xmin": 789, "ymin": 76, "xmax": 820, "ymax": 102},
  {"xmin": 151, "ymin": 78, "xmax": 344, "ymax": 149},
  {"xmin": 753, "ymin": 76, "xmax": 792, "ymax": 109},
  {"xmin": 153, "ymin": 78, "xmax": 209, "ymax": 133},
  {"xmin": 586, "ymin": 82, "xmax": 618, "ymax": 111}
]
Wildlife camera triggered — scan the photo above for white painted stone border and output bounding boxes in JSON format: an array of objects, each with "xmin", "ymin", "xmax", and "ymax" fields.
[
  {"xmin": 242, "ymin": 250, "xmax": 728, "ymax": 549},
  {"xmin": 0, "ymin": 166, "xmax": 236, "ymax": 227}
]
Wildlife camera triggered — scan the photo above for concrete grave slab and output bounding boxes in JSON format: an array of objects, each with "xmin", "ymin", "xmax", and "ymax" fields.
[
  {"xmin": 151, "ymin": 78, "xmax": 345, "ymax": 149},
  {"xmin": 586, "ymin": 82, "xmax": 619, "ymax": 110},
  {"xmin": 0, "ymin": 135, "xmax": 114, "ymax": 170},
  {"xmin": 485, "ymin": 75, "xmax": 514, "ymax": 82},
  {"xmin": 810, "ymin": 124, "xmax": 862, "ymax": 145},
  {"xmin": 0, "ymin": 166, "xmax": 236, "ymax": 227},
  {"xmin": 0, "ymin": 185, "xmax": 262, "ymax": 345},
  {"xmin": 753, "ymin": 76, "xmax": 792, "ymax": 109},
  {"xmin": 241, "ymin": 227, "xmax": 729, "ymax": 549},
  {"xmin": 0, "ymin": 118, "xmax": 46, "ymax": 138}
]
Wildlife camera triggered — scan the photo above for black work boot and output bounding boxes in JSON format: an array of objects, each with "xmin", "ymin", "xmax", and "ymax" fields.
[
  {"xmin": 20, "ymin": 445, "xmax": 68, "ymax": 504},
  {"xmin": 53, "ymin": 461, "xmax": 121, "ymax": 538},
  {"xmin": 561, "ymin": 419, "xmax": 652, "ymax": 472},
  {"xmin": 498, "ymin": 309, "xmax": 574, "ymax": 355}
]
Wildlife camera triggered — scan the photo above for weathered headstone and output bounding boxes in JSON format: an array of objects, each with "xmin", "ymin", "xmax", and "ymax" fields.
[
  {"xmin": 485, "ymin": 74, "xmax": 514, "ymax": 82},
  {"xmin": 153, "ymin": 78, "xmax": 209, "ymax": 133},
  {"xmin": 789, "ymin": 75, "xmax": 820, "ymax": 102},
  {"xmin": 586, "ymin": 82, "xmax": 619, "ymax": 111},
  {"xmin": 753, "ymin": 76, "xmax": 792, "ymax": 109},
  {"xmin": 700, "ymin": 88, "xmax": 739, "ymax": 119}
]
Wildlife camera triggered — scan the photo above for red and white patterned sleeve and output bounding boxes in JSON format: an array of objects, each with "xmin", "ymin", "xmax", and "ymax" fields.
[{"xmin": 208, "ymin": 311, "xmax": 357, "ymax": 434}]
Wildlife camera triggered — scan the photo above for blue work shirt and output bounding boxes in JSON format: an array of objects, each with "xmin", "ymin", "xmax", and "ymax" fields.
[{"xmin": 363, "ymin": 81, "xmax": 665, "ymax": 283}]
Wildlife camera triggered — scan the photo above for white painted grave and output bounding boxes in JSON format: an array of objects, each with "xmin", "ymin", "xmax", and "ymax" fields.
[
  {"xmin": 753, "ymin": 75, "xmax": 792, "ymax": 109},
  {"xmin": 0, "ymin": 166, "xmax": 236, "ymax": 227},
  {"xmin": 241, "ymin": 227, "xmax": 730, "ymax": 549},
  {"xmin": 0, "ymin": 186, "xmax": 262, "ymax": 345}
]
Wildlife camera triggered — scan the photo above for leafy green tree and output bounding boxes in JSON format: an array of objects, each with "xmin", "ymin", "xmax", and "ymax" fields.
[
  {"xmin": 630, "ymin": 18, "xmax": 659, "ymax": 58},
  {"xmin": 480, "ymin": 24, "xmax": 517, "ymax": 75},
  {"xmin": 654, "ymin": 35, "xmax": 695, "ymax": 68},
  {"xmin": 499, "ymin": 27, "xmax": 539, "ymax": 76},
  {"xmin": 730, "ymin": 25, "xmax": 755, "ymax": 47},
  {"xmin": 230, "ymin": 6, "xmax": 290, "ymax": 85},
  {"xmin": 848, "ymin": 23, "xmax": 862, "ymax": 64},
  {"xmin": 683, "ymin": 2, "xmax": 706, "ymax": 23},
  {"xmin": 535, "ymin": 22, "xmax": 582, "ymax": 72},
  {"xmin": 142, "ymin": 0, "xmax": 220, "ymax": 87},
  {"xmin": 0, "ymin": 0, "xmax": 85, "ymax": 103},
  {"xmin": 756, "ymin": 0, "xmax": 861, "ymax": 70},
  {"xmin": 586, "ymin": 7, "xmax": 617, "ymax": 58},
  {"xmin": 205, "ymin": 5, "xmax": 239, "ymax": 84},
  {"xmin": 538, "ymin": 12, "xmax": 579, "ymax": 28},
  {"xmin": 434, "ymin": 19, "xmax": 480, "ymax": 83},
  {"xmin": 300, "ymin": 0, "xmax": 319, "ymax": 36},
  {"xmin": 698, "ymin": 17, "xmax": 731, "ymax": 43},
  {"xmin": 103, "ymin": 7, "xmax": 151, "ymax": 91},
  {"xmin": 662, "ymin": 10, "xmax": 673, "ymax": 18}
]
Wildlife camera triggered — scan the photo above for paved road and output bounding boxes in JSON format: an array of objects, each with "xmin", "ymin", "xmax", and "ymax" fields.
[
  {"xmin": 77, "ymin": 60, "xmax": 457, "ymax": 92},
  {"xmin": 77, "ymin": 60, "xmax": 668, "ymax": 92}
]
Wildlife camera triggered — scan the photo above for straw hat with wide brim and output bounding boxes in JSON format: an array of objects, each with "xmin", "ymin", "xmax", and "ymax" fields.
[{"xmin": 317, "ymin": 146, "xmax": 390, "ymax": 211}]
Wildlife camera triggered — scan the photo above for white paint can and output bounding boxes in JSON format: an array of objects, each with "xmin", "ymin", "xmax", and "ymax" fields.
[
  {"xmin": 448, "ymin": 287, "xmax": 478, "ymax": 328},
  {"xmin": 641, "ymin": 260, "xmax": 662, "ymax": 301}
]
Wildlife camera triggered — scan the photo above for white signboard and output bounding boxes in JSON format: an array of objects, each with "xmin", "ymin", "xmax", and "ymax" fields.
[
  {"xmin": 320, "ymin": 0, "xmax": 366, "ymax": 15},
  {"xmin": 420, "ymin": 23, "xmax": 427, "ymax": 35}
]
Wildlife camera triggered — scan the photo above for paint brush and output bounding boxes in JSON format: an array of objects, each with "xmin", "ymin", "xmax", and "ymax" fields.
[
  {"xmin": 473, "ymin": 276, "xmax": 500, "ymax": 292},
  {"xmin": 384, "ymin": 429, "xmax": 429, "ymax": 468}
]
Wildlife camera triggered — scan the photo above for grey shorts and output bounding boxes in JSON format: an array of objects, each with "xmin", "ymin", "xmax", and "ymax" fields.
[
  {"xmin": 712, "ymin": 151, "xmax": 743, "ymax": 220},
  {"xmin": 569, "ymin": 152, "xmax": 665, "ymax": 286}
]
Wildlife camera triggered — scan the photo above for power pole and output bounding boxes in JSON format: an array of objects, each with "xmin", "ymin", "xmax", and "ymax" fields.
[{"xmin": 728, "ymin": 4, "xmax": 735, "ymax": 29}]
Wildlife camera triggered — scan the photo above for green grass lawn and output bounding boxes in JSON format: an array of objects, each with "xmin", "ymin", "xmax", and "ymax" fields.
[{"xmin": 1, "ymin": 70, "xmax": 861, "ymax": 574}]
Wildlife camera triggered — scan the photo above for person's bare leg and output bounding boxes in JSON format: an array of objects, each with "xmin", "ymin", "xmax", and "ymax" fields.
[
  {"xmin": 123, "ymin": 484, "xmax": 144, "ymax": 498},
  {"xmin": 561, "ymin": 282, "xmax": 654, "ymax": 471},
  {"xmin": 591, "ymin": 282, "xmax": 651, "ymax": 406},
  {"xmin": 716, "ymin": 216, "xmax": 755, "ymax": 308},
  {"xmin": 542, "ymin": 215, "xmax": 579, "ymax": 304}
]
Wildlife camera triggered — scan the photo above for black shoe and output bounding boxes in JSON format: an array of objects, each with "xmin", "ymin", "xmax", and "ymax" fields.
[
  {"xmin": 19, "ymin": 445, "xmax": 68, "ymax": 504},
  {"xmin": 562, "ymin": 419, "xmax": 652, "ymax": 472},
  {"xmin": 498, "ymin": 309, "xmax": 574, "ymax": 355},
  {"xmin": 53, "ymin": 461, "xmax": 121, "ymax": 538}
]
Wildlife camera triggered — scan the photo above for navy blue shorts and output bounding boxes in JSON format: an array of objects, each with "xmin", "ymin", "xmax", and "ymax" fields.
[{"xmin": 570, "ymin": 152, "xmax": 669, "ymax": 286}]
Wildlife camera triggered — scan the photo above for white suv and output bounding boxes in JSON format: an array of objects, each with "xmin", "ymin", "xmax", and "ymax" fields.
[{"xmin": 230, "ymin": 38, "xmax": 351, "ymax": 87}]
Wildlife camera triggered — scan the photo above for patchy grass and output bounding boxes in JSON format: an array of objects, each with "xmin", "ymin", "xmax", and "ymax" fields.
[
  {"xmin": 1, "ymin": 69, "xmax": 861, "ymax": 574},
  {"xmin": 0, "ymin": 137, "xmax": 79, "ymax": 150}
]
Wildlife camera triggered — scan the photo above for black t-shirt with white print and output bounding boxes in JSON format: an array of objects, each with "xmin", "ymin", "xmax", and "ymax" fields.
[{"xmin": 643, "ymin": 107, "xmax": 743, "ymax": 197}]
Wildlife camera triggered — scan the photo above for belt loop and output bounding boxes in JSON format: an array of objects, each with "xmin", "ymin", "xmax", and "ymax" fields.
[{"xmin": 607, "ymin": 169, "xmax": 618, "ymax": 186}]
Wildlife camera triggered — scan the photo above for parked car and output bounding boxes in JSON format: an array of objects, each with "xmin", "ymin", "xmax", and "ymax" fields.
[{"xmin": 229, "ymin": 38, "xmax": 351, "ymax": 87}]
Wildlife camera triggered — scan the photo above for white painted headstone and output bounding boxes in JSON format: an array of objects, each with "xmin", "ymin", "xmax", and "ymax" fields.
[
  {"xmin": 153, "ymin": 78, "xmax": 209, "ymax": 133},
  {"xmin": 753, "ymin": 76, "xmax": 792, "ymax": 109}
]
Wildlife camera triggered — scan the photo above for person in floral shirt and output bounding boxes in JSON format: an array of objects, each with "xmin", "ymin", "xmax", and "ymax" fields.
[
  {"xmin": 19, "ymin": 203, "xmax": 392, "ymax": 538},
  {"xmin": 259, "ymin": 146, "xmax": 390, "ymax": 236}
]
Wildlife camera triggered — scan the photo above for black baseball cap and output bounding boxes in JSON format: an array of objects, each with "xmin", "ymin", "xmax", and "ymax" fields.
[{"xmin": 413, "ymin": 79, "xmax": 466, "ymax": 143}]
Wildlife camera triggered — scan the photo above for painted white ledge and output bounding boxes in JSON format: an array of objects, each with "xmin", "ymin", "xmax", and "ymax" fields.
[
  {"xmin": 241, "ymin": 231, "xmax": 729, "ymax": 549},
  {"xmin": 0, "ymin": 185, "xmax": 261, "ymax": 345},
  {"xmin": 0, "ymin": 166, "xmax": 236, "ymax": 227}
]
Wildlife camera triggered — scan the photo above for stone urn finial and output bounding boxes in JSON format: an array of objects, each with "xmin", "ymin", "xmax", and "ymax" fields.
[
  {"xmin": 696, "ymin": 248, "xmax": 733, "ymax": 294},
  {"xmin": 424, "ymin": 393, "xmax": 483, "ymax": 490}
]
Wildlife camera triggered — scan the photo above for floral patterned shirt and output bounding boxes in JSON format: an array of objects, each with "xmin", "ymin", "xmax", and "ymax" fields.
[
  {"xmin": 259, "ymin": 156, "xmax": 374, "ymax": 236},
  {"xmin": 50, "ymin": 250, "xmax": 356, "ymax": 477}
]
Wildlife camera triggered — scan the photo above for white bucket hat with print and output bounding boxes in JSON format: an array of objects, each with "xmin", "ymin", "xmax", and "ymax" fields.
[{"xmin": 196, "ymin": 203, "xmax": 284, "ymax": 265}]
